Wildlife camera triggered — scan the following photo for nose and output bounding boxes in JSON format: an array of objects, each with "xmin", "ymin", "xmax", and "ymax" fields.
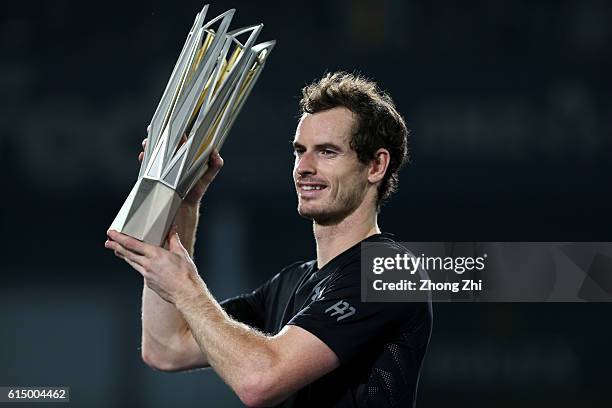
[{"xmin": 295, "ymin": 151, "xmax": 316, "ymax": 177}]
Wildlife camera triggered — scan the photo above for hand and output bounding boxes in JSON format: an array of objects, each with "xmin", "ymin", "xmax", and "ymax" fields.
[
  {"xmin": 139, "ymin": 136, "xmax": 224, "ymax": 208},
  {"xmin": 183, "ymin": 149, "xmax": 224, "ymax": 207},
  {"xmin": 105, "ymin": 228, "xmax": 204, "ymax": 305}
]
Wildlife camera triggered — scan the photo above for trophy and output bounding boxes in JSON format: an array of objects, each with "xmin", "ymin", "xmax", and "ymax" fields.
[{"xmin": 110, "ymin": 5, "xmax": 275, "ymax": 245}]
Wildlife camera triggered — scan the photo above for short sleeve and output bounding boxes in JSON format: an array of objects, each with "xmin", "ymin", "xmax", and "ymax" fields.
[
  {"xmin": 287, "ymin": 264, "xmax": 420, "ymax": 364},
  {"xmin": 221, "ymin": 284, "xmax": 268, "ymax": 330},
  {"xmin": 220, "ymin": 261, "xmax": 306, "ymax": 331}
]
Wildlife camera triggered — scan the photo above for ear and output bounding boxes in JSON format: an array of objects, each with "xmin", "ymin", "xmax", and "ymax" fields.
[{"xmin": 368, "ymin": 148, "xmax": 390, "ymax": 185}]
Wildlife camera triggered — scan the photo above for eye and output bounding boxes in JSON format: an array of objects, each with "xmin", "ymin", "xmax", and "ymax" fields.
[
  {"xmin": 320, "ymin": 149, "xmax": 336, "ymax": 157},
  {"xmin": 293, "ymin": 148, "xmax": 304, "ymax": 157}
]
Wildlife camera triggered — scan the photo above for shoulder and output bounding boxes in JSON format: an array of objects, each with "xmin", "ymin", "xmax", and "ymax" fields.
[
  {"xmin": 281, "ymin": 260, "xmax": 316, "ymax": 273},
  {"xmin": 330, "ymin": 233, "xmax": 409, "ymax": 278},
  {"xmin": 266, "ymin": 260, "xmax": 316, "ymax": 287},
  {"xmin": 365, "ymin": 232, "xmax": 412, "ymax": 254},
  {"xmin": 277, "ymin": 260, "xmax": 315, "ymax": 278}
]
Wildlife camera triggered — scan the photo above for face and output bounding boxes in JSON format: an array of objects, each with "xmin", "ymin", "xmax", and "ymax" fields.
[{"xmin": 292, "ymin": 107, "xmax": 370, "ymax": 225}]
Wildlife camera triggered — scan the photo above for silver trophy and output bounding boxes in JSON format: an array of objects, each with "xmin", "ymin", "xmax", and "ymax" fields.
[{"xmin": 110, "ymin": 5, "xmax": 275, "ymax": 245}]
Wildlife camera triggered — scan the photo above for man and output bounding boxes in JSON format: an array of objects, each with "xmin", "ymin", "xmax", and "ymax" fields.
[{"xmin": 105, "ymin": 72, "xmax": 432, "ymax": 407}]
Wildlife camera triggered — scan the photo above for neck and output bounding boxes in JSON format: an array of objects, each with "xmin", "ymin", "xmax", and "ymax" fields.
[{"xmin": 313, "ymin": 202, "xmax": 380, "ymax": 268}]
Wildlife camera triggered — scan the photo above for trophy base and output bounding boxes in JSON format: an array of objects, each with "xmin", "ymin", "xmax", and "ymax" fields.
[{"xmin": 110, "ymin": 178, "xmax": 182, "ymax": 246}]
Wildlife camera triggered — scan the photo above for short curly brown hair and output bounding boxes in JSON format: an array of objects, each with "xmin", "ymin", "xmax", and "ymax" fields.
[{"xmin": 299, "ymin": 71, "xmax": 409, "ymax": 207}]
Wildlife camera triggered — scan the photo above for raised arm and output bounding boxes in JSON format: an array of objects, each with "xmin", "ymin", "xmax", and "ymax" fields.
[
  {"xmin": 120, "ymin": 138, "xmax": 223, "ymax": 372},
  {"xmin": 106, "ymin": 229, "xmax": 340, "ymax": 406},
  {"xmin": 139, "ymin": 201, "xmax": 207, "ymax": 371}
]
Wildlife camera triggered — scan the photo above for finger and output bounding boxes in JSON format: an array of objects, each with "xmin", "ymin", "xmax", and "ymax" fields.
[
  {"xmin": 201, "ymin": 150, "xmax": 224, "ymax": 183},
  {"xmin": 106, "ymin": 239, "xmax": 148, "ymax": 266},
  {"xmin": 113, "ymin": 249, "xmax": 146, "ymax": 276},
  {"xmin": 107, "ymin": 230, "xmax": 154, "ymax": 257},
  {"xmin": 142, "ymin": 138, "xmax": 147, "ymax": 149},
  {"xmin": 113, "ymin": 249, "xmax": 124, "ymax": 259},
  {"xmin": 124, "ymin": 256, "xmax": 148, "ymax": 276},
  {"xmin": 138, "ymin": 151, "xmax": 144, "ymax": 162},
  {"xmin": 209, "ymin": 149, "xmax": 224, "ymax": 170}
]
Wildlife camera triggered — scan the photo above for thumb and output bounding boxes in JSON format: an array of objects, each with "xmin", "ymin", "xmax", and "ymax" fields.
[{"xmin": 167, "ymin": 231, "xmax": 186, "ymax": 255}]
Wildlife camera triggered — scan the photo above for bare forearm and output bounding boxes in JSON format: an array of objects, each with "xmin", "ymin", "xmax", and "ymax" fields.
[
  {"xmin": 141, "ymin": 203, "xmax": 204, "ymax": 367},
  {"xmin": 141, "ymin": 286, "xmax": 202, "ymax": 366},
  {"xmin": 174, "ymin": 203, "xmax": 200, "ymax": 257},
  {"xmin": 118, "ymin": 147, "xmax": 223, "ymax": 370},
  {"xmin": 176, "ymin": 285, "xmax": 278, "ymax": 399}
]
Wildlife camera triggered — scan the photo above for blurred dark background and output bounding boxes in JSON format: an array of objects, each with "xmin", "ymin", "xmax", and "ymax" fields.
[{"xmin": 1, "ymin": 0, "xmax": 611, "ymax": 406}]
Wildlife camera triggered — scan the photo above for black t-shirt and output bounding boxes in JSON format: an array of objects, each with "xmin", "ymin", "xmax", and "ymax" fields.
[{"xmin": 221, "ymin": 233, "xmax": 433, "ymax": 408}]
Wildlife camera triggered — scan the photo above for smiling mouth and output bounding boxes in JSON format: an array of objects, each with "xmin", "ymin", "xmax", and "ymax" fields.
[
  {"xmin": 297, "ymin": 183, "xmax": 328, "ymax": 197},
  {"xmin": 302, "ymin": 185, "xmax": 325, "ymax": 191}
]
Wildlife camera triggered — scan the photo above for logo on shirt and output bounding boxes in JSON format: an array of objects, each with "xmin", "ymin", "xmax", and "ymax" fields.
[
  {"xmin": 325, "ymin": 300, "xmax": 356, "ymax": 321},
  {"xmin": 311, "ymin": 280, "xmax": 325, "ymax": 301}
]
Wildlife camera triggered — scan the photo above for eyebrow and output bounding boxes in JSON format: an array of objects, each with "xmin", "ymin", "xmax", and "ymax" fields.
[{"xmin": 292, "ymin": 141, "xmax": 344, "ymax": 151}]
